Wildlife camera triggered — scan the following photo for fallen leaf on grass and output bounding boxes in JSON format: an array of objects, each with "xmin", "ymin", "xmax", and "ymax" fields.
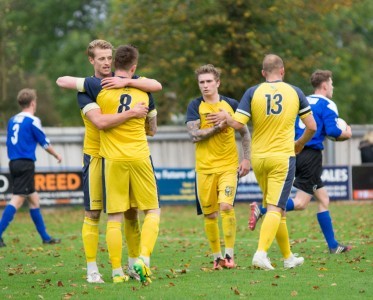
[
  {"xmin": 57, "ymin": 281, "xmax": 64, "ymax": 287},
  {"xmin": 231, "ymin": 287, "xmax": 240, "ymax": 295},
  {"xmin": 312, "ymin": 286, "xmax": 320, "ymax": 290},
  {"xmin": 291, "ymin": 291, "xmax": 298, "ymax": 296},
  {"xmin": 62, "ymin": 292, "xmax": 74, "ymax": 300},
  {"xmin": 331, "ymin": 283, "xmax": 337, "ymax": 286},
  {"xmin": 316, "ymin": 267, "xmax": 328, "ymax": 271}
]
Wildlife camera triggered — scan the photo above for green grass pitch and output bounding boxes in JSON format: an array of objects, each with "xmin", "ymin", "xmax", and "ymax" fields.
[{"xmin": 0, "ymin": 201, "xmax": 372, "ymax": 299}]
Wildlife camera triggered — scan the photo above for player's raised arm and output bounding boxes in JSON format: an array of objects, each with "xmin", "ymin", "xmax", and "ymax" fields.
[
  {"xmin": 56, "ymin": 76, "xmax": 85, "ymax": 92},
  {"xmin": 101, "ymin": 77, "xmax": 162, "ymax": 92}
]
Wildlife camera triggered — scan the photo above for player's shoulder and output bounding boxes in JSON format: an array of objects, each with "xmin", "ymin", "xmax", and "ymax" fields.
[
  {"xmin": 188, "ymin": 96, "xmax": 203, "ymax": 107},
  {"xmin": 308, "ymin": 94, "xmax": 337, "ymax": 110},
  {"xmin": 220, "ymin": 95, "xmax": 238, "ymax": 104},
  {"xmin": 220, "ymin": 95, "xmax": 239, "ymax": 109}
]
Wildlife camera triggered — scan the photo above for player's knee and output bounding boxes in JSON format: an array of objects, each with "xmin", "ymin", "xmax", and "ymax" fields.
[
  {"xmin": 205, "ymin": 211, "xmax": 218, "ymax": 219},
  {"xmin": 220, "ymin": 202, "xmax": 233, "ymax": 211},
  {"xmin": 297, "ymin": 202, "xmax": 308, "ymax": 210},
  {"xmin": 85, "ymin": 210, "xmax": 101, "ymax": 220}
]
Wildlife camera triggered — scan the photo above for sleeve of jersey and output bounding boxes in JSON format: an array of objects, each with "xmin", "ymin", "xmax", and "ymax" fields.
[
  {"xmin": 296, "ymin": 88, "xmax": 312, "ymax": 119},
  {"xmin": 225, "ymin": 97, "xmax": 239, "ymax": 112},
  {"xmin": 31, "ymin": 118, "xmax": 50, "ymax": 149},
  {"xmin": 147, "ymin": 93, "xmax": 157, "ymax": 118},
  {"xmin": 233, "ymin": 89, "xmax": 252, "ymax": 125},
  {"xmin": 77, "ymin": 77, "xmax": 102, "ymax": 113},
  {"xmin": 77, "ymin": 92, "xmax": 100, "ymax": 115},
  {"xmin": 323, "ymin": 101, "xmax": 342, "ymax": 138},
  {"xmin": 185, "ymin": 100, "xmax": 200, "ymax": 123}
]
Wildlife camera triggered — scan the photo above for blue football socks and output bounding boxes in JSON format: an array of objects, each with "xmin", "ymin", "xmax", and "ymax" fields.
[
  {"xmin": 30, "ymin": 208, "xmax": 51, "ymax": 241},
  {"xmin": 317, "ymin": 211, "xmax": 338, "ymax": 249},
  {"xmin": 0, "ymin": 204, "xmax": 17, "ymax": 238},
  {"xmin": 259, "ymin": 198, "xmax": 295, "ymax": 215}
]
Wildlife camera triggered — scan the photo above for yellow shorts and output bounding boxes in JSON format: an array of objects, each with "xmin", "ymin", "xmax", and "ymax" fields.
[
  {"xmin": 196, "ymin": 170, "xmax": 238, "ymax": 215},
  {"xmin": 251, "ymin": 156, "xmax": 295, "ymax": 210},
  {"xmin": 102, "ymin": 157, "xmax": 159, "ymax": 213},
  {"xmin": 82, "ymin": 154, "xmax": 103, "ymax": 211}
]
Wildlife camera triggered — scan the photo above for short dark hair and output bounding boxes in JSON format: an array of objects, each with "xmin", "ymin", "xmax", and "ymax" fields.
[
  {"xmin": 114, "ymin": 45, "xmax": 139, "ymax": 71},
  {"xmin": 310, "ymin": 70, "xmax": 332, "ymax": 88},
  {"xmin": 17, "ymin": 88, "xmax": 36, "ymax": 108}
]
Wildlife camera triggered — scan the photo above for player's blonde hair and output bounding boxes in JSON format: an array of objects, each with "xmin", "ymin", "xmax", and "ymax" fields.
[
  {"xmin": 17, "ymin": 88, "xmax": 37, "ymax": 108},
  {"xmin": 87, "ymin": 39, "xmax": 113, "ymax": 58},
  {"xmin": 195, "ymin": 64, "xmax": 221, "ymax": 81},
  {"xmin": 310, "ymin": 70, "xmax": 332, "ymax": 89}
]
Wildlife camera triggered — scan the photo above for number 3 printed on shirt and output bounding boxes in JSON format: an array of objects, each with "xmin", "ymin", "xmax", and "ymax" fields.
[
  {"xmin": 11, "ymin": 123, "xmax": 20, "ymax": 145},
  {"xmin": 118, "ymin": 94, "xmax": 132, "ymax": 113},
  {"xmin": 265, "ymin": 94, "xmax": 283, "ymax": 115}
]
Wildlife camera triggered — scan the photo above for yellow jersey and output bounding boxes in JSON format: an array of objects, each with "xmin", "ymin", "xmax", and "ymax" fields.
[
  {"xmin": 186, "ymin": 95, "xmax": 239, "ymax": 174},
  {"xmin": 234, "ymin": 81, "xmax": 311, "ymax": 158},
  {"xmin": 78, "ymin": 77, "xmax": 156, "ymax": 161}
]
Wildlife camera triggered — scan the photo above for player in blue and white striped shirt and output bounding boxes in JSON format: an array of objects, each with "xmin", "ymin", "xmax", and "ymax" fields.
[{"xmin": 0, "ymin": 88, "xmax": 62, "ymax": 247}]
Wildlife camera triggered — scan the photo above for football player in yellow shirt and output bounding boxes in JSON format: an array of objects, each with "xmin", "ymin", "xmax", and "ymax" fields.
[
  {"xmin": 223, "ymin": 54, "xmax": 316, "ymax": 270},
  {"xmin": 79, "ymin": 45, "xmax": 160, "ymax": 285},
  {"xmin": 56, "ymin": 40, "xmax": 161, "ymax": 283},
  {"xmin": 186, "ymin": 64, "xmax": 251, "ymax": 269}
]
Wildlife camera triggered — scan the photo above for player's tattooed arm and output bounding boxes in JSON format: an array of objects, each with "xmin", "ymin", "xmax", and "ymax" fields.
[
  {"xmin": 238, "ymin": 126, "xmax": 251, "ymax": 160},
  {"xmin": 237, "ymin": 125, "xmax": 251, "ymax": 177},
  {"xmin": 186, "ymin": 119, "xmax": 221, "ymax": 143},
  {"xmin": 145, "ymin": 115, "xmax": 157, "ymax": 136}
]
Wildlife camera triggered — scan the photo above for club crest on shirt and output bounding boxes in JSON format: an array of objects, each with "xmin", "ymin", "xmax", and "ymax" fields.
[{"xmin": 225, "ymin": 186, "xmax": 234, "ymax": 197}]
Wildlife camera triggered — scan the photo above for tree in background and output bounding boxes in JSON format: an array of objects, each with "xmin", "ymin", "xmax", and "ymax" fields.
[
  {"xmin": 0, "ymin": 0, "xmax": 107, "ymax": 126},
  {"xmin": 0, "ymin": 0, "xmax": 372, "ymax": 126},
  {"xmin": 106, "ymin": 0, "xmax": 371, "ymax": 124}
]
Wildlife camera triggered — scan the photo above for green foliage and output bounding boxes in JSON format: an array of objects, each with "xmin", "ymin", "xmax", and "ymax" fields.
[
  {"xmin": 105, "ymin": 0, "xmax": 372, "ymax": 124},
  {"xmin": 0, "ymin": 0, "xmax": 107, "ymax": 126},
  {"xmin": 0, "ymin": 202, "xmax": 371, "ymax": 299},
  {"xmin": 0, "ymin": 0, "xmax": 372, "ymax": 125}
]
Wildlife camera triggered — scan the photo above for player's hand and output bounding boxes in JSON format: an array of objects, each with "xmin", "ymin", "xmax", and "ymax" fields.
[
  {"xmin": 101, "ymin": 77, "xmax": 130, "ymax": 89},
  {"xmin": 294, "ymin": 140, "xmax": 305, "ymax": 155},
  {"xmin": 130, "ymin": 102, "xmax": 148, "ymax": 118},
  {"xmin": 206, "ymin": 109, "xmax": 227, "ymax": 126},
  {"xmin": 238, "ymin": 159, "xmax": 250, "ymax": 177},
  {"xmin": 55, "ymin": 154, "xmax": 62, "ymax": 164}
]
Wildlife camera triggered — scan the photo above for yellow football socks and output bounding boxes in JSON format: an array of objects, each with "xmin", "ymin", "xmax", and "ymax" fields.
[
  {"xmin": 82, "ymin": 217, "xmax": 99, "ymax": 263},
  {"xmin": 276, "ymin": 217, "xmax": 291, "ymax": 259},
  {"xmin": 221, "ymin": 209, "xmax": 236, "ymax": 249},
  {"xmin": 140, "ymin": 213, "xmax": 160, "ymax": 257},
  {"xmin": 257, "ymin": 211, "xmax": 281, "ymax": 252},
  {"xmin": 106, "ymin": 221, "xmax": 123, "ymax": 270},
  {"xmin": 124, "ymin": 217, "xmax": 141, "ymax": 259},
  {"xmin": 204, "ymin": 217, "xmax": 221, "ymax": 254}
]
